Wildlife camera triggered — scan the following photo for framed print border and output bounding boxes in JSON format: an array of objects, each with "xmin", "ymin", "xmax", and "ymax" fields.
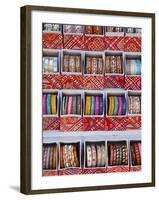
[{"xmin": 20, "ymin": 5, "xmax": 155, "ymax": 195}]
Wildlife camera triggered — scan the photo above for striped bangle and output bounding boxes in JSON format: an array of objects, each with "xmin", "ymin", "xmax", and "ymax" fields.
[
  {"xmin": 95, "ymin": 96, "xmax": 100, "ymax": 115},
  {"xmin": 97, "ymin": 57, "xmax": 103, "ymax": 74},
  {"xmin": 86, "ymin": 145, "xmax": 92, "ymax": 167},
  {"xmin": 91, "ymin": 144, "xmax": 97, "ymax": 167},
  {"xmin": 105, "ymin": 56, "xmax": 111, "ymax": 73}
]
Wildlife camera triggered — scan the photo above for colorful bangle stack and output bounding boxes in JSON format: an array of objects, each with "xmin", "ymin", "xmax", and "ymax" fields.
[
  {"xmin": 109, "ymin": 142, "xmax": 128, "ymax": 166},
  {"xmin": 85, "ymin": 56, "xmax": 103, "ymax": 74},
  {"xmin": 62, "ymin": 95, "xmax": 81, "ymax": 115},
  {"xmin": 43, "ymin": 23, "xmax": 61, "ymax": 32},
  {"xmin": 43, "ymin": 144, "xmax": 57, "ymax": 170},
  {"xmin": 63, "ymin": 24, "xmax": 84, "ymax": 34},
  {"xmin": 128, "ymin": 95, "xmax": 141, "ymax": 114},
  {"xmin": 85, "ymin": 25, "xmax": 103, "ymax": 35},
  {"xmin": 86, "ymin": 143, "xmax": 106, "ymax": 168},
  {"xmin": 63, "ymin": 55, "xmax": 81, "ymax": 72},
  {"xmin": 43, "ymin": 93, "xmax": 57, "ymax": 115},
  {"xmin": 105, "ymin": 55, "xmax": 122, "ymax": 74},
  {"xmin": 85, "ymin": 95, "xmax": 103, "ymax": 115},
  {"xmin": 60, "ymin": 144, "xmax": 80, "ymax": 169},
  {"xmin": 107, "ymin": 95, "xmax": 126, "ymax": 116},
  {"xmin": 126, "ymin": 58, "xmax": 141, "ymax": 75},
  {"xmin": 130, "ymin": 142, "xmax": 141, "ymax": 166},
  {"xmin": 43, "ymin": 56, "xmax": 59, "ymax": 73}
]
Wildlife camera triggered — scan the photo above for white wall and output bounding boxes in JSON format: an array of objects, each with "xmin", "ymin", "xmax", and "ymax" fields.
[{"xmin": 0, "ymin": 0, "xmax": 158, "ymax": 199}]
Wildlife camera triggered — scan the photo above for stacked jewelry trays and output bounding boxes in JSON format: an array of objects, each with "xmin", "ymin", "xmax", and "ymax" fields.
[{"xmin": 42, "ymin": 24, "xmax": 142, "ymax": 176}]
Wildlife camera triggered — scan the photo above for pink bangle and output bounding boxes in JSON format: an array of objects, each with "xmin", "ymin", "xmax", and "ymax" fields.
[
  {"xmin": 95, "ymin": 96, "xmax": 100, "ymax": 115},
  {"xmin": 43, "ymin": 94, "xmax": 47, "ymax": 114},
  {"xmin": 67, "ymin": 96, "xmax": 72, "ymax": 114},
  {"xmin": 118, "ymin": 96, "xmax": 123, "ymax": 115}
]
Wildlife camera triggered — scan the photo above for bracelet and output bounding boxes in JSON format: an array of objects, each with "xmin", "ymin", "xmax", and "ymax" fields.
[
  {"xmin": 69, "ymin": 56, "xmax": 76, "ymax": 72},
  {"xmin": 97, "ymin": 57, "xmax": 103, "ymax": 74},
  {"xmin": 45, "ymin": 146, "xmax": 50, "ymax": 170},
  {"xmin": 96, "ymin": 145, "xmax": 102, "ymax": 167},
  {"xmin": 75, "ymin": 56, "xmax": 81, "ymax": 72},
  {"xmin": 95, "ymin": 96, "xmax": 100, "ymax": 115},
  {"xmin": 113, "ymin": 96, "xmax": 118, "ymax": 115},
  {"xmin": 90, "ymin": 96, "xmax": 95, "ymax": 115},
  {"xmin": 113, "ymin": 144, "xmax": 117, "ymax": 165},
  {"xmin": 85, "ymin": 25, "xmax": 93, "ymax": 34},
  {"xmin": 122, "ymin": 96, "xmax": 126, "ymax": 115},
  {"xmin": 86, "ymin": 57, "xmax": 91, "ymax": 74},
  {"xmin": 101, "ymin": 144, "xmax": 106, "ymax": 167},
  {"xmin": 85, "ymin": 96, "xmax": 91, "ymax": 115},
  {"xmin": 73, "ymin": 145, "xmax": 79, "ymax": 167},
  {"xmin": 46, "ymin": 94, "xmax": 51, "ymax": 114},
  {"xmin": 91, "ymin": 144, "xmax": 97, "ymax": 167},
  {"xmin": 118, "ymin": 96, "xmax": 123, "ymax": 115},
  {"xmin": 63, "ymin": 55, "xmax": 69, "ymax": 72},
  {"xmin": 116, "ymin": 56, "xmax": 122, "ymax": 73},
  {"xmin": 99, "ymin": 96, "xmax": 103, "ymax": 115},
  {"xmin": 49, "ymin": 146, "xmax": 53, "ymax": 169},
  {"xmin": 42, "ymin": 94, "xmax": 47, "ymax": 114},
  {"xmin": 43, "ymin": 146, "xmax": 47, "ymax": 170},
  {"xmin": 105, "ymin": 56, "xmax": 111, "ymax": 73},
  {"xmin": 51, "ymin": 94, "xmax": 57, "ymax": 114},
  {"xmin": 109, "ymin": 144, "xmax": 114, "ymax": 166},
  {"xmin": 92, "ymin": 57, "xmax": 98, "ymax": 74},
  {"xmin": 60, "ymin": 145, "xmax": 64, "ymax": 168},
  {"xmin": 52, "ymin": 145, "xmax": 57, "ymax": 169},
  {"xmin": 76, "ymin": 95, "xmax": 81, "ymax": 115},
  {"xmin": 67, "ymin": 96, "xmax": 73, "ymax": 114},
  {"xmin": 86, "ymin": 145, "xmax": 92, "ymax": 167},
  {"xmin": 72, "ymin": 96, "xmax": 77, "ymax": 114}
]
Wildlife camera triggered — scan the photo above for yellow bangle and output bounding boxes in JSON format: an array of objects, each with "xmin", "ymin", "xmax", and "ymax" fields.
[
  {"xmin": 51, "ymin": 94, "xmax": 57, "ymax": 114},
  {"xmin": 110, "ymin": 96, "xmax": 114, "ymax": 115},
  {"xmin": 85, "ymin": 96, "xmax": 91, "ymax": 115}
]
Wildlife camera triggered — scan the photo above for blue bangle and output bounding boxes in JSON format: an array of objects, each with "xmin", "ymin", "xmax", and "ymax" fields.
[
  {"xmin": 46, "ymin": 94, "xmax": 51, "ymax": 114},
  {"xmin": 99, "ymin": 96, "xmax": 103, "ymax": 115},
  {"xmin": 122, "ymin": 96, "xmax": 126, "ymax": 115},
  {"xmin": 113, "ymin": 96, "xmax": 118, "ymax": 115},
  {"xmin": 135, "ymin": 59, "xmax": 141, "ymax": 75}
]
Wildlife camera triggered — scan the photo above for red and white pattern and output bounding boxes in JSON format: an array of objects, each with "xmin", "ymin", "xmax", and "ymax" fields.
[
  {"xmin": 60, "ymin": 117, "xmax": 84, "ymax": 132},
  {"xmin": 42, "ymin": 33, "xmax": 63, "ymax": 49},
  {"xmin": 84, "ymin": 36, "xmax": 105, "ymax": 51},
  {"xmin": 105, "ymin": 75, "xmax": 125, "ymax": 88},
  {"xmin": 124, "ymin": 36, "xmax": 141, "ymax": 52},
  {"xmin": 42, "ymin": 170, "xmax": 58, "ymax": 176},
  {"xmin": 127, "ymin": 116, "xmax": 141, "ymax": 130},
  {"xmin": 83, "ymin": 76, "xmax": 104, "ymax": 90},
  {"xmin": 125, "ymin": 76, "xmax": 141, "ymax": 90},
  {"xmin": 83, "ymin": 117, "xmax": 105, "ymax": 131},
  {"xmin": 43, "ymin": 117, "xmax": 60, "ymax": 131},
  {"xmin": 61, "ymin": 75, "xmax": 83, "ymax": 89},
  {"xmin": 107, "ymin": 166, "xmax": 130, "ymax": 173},
  {"xmin": 105, "ymin": 117, "xmax": 128, "ymax": 131},
  {"xmin": 105, "ymin": 36, "xmax": 124, "ymax": 51},
  {"xmin": 63, "ymin": 35, "xmax": 85, "ymax": 50},
  {"xmin": 42, "ymin": 74, "xmax": 62, "ymax": 89},
  {"xmin": 130, "ymin": 166, "xmax": 141, "ymax": 172}
]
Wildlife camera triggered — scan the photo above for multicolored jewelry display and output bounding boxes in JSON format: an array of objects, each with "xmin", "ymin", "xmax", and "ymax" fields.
[
  {"xmin": 108, "ymin": 142, "xmax": 128, "ymax": 166},
  {"xmin": 63, "ymin": 54, "xmax": 81, "ymax": 73},
  {"xmin": 107, "ymin": 95, "xmax": 126, "ymax": 116},
  {"xmin": 86, "ymin": 143, "xmax": 106, "ymax": 168},
  {"xmin": 85, "ymin": 95, "xmax": 103, "ymax": 115},
  {"xmin": 43, "ymin": 144, "xmax": 57, "ymax": 170},
  {"xmin": 62, "ymin": 95, "xmax": 81, "ymax": 115},
  {"xmin": 60, "ymin": 143, "xmax": 80, "ymax": 169},
  {"xmin": 130, "ymin": 141, "xmax": 141, "ymax": 166},
  {"xmin": 105, "ymin": 55, "xmax": 123, "ymax": 74},
  {"xmin": 128, "ymin": 95, "xmax": 141, "ymax": 114},
  {"xmin": 43, "ymin": 56, "xmax": 59, "ymax": 73},
  {"xmin": 126, "ymin": 58, "xmax": 141, "ymax": 75},
  {"xmin": 43, "ymin": 93, "xmax": 57, "ymax": 115},
  {"xmin": 85, "ymin": 56, "xmax": 103, "ymax": 74}
]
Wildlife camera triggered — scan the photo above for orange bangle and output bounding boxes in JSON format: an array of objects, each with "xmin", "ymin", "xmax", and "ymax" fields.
[
  {"xmin": 60, "ymin": 145, "xmax": 64, "ymax": 168},
  {"xmin": 52, "ymin": 145, "xmax": 57, "ymax": 169}
]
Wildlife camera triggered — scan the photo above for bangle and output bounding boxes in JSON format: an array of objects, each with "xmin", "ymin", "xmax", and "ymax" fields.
[
  {"xmin": 72, "ymin": 96, "xmax": 77, "ymax": 115},
  {"xmin": 122, "ymin": 96, "xmax": 126, "ymax": 115},
  {"xmin": 91, "ymin": 144, "xmax": 97, "ymax": 167},
  {"xmin": 69, "ymin": 56, "xmax": 76, "ymax": 72},
  {"xmin": 118, "ymin": 96, "xmax": 123, "ymax": 115},
  {"xmin": 101, "ymin": 144, "xmax": 106, "ymax": 167},
  {"xmin": 85, "ymin": 96, "xmax": 91, "ymax": 115},
  {"xmin": 113, "ymin": 96, "xmax": 118, "ymax": 115},
  {"xmin": 109, "ymin": 144, "xmax": 113, "ymax": 166},
  {"xmin": 75, "ymin": 56, "xmax": 81, "ymax": 72},
  {"xmin": 96, "ymin": 145, "xmax": 102, "ymax": 167},
  {"xmin": 51, "ymin": 94, "xmax": 57, "ymax": 114},
  {"xmin": 92, "ymin": 57, "xmax": 98, "ymax": 74},
  {"xmin": 97, "ymin": 57, "xmax": 103, "ymax": 74},
  {"xmin": 76, "ymin": 95, "xmax": 81, "ymax": 115},
  {"xmin": 43, "ymin": 146, "xmax": 47, "ymax": 170},
  {"xmin": 67, "ymin": 96, "xmax": 73, "ymax": 114},
  {"xmin": 86, "ymin": 145, "xmax": 92, "ymax": 167},
  {"xmin": 45, "ymin": 146, "xmax": 50, "ymax": 169},
  {"xmin": 53, "ymin": 145, "xmax": 57, "ymax": 169},
  {"xmin": 95, "ymin": 96, "xmax": 100, "ymax": 115},
  {"xmin": 90, "ymin": 96, "xmax": 95, "ymax": 115},
  {"xmin": 46, "ymin": 94, "xmax": 51, "ymax": 114},
  {"xmin": 86, "ymin": 57, "xmax": 91, "ymax": 74},
  {"xmin": 49, "ymin": 146, "xmax": 53, "ymax": 169},
  {"xmin": 105, "ymin": 56, "xmax": 111, "ymax": 73},
  {"xmin": 73, "ymin": 145, "xmax": 79, "ymax": 167},
  {"xmin": 63, "ymin": 55, "xmax": 69, "ymax": 72},
  {"xmin": 42, "ymin": 94, "xmax": 47, "ymax": 114},
  {"xmin": 99, "ymin": 96, "xmax": 103, "ymax": 115},
  {"xmin": 60, "ymin": 145, "xmax": 64, "ymax": 168},
  {"xmin": 113, "ymin": 144, "xmax": 117, "ymax": 165}
]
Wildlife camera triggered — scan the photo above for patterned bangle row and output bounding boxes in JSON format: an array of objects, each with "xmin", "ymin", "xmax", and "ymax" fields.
[
  {"xmin": 128, "ymin": 95, "xmax": 141, "ymax": 114},
  {"xmin": 63, "ymin": 55, "xmax": 81, "ymax": 72},
  {"xmin": 43, "ymin": 56, "xmax": 59, "ymax": 73},
  {"xmin": 43, "ymin": 144, "xmax": 57, "ymax": 170},
  {"xmin": 126, "ymin": 58, "xmax": 141, "ymax": 75},
  {"xmin": 105, "ymin": 55, "xmax": 122, "ymax": 74},
  {"xmin": 43, "ymin": 93, "xmax": 57, "ymax": 115},
  {"xmin": 108, "ymin": 95, "xmax": 126, "ymax": 116},
  {"xmin": 60, "ymin": 144, "xmax": 80, "ymax": 169},
  {"xmin": 62, "ymin": 95, "xmax": 81, "ymax": 115},
  {"xmin": 85, "ymin": 95, "xmax": 103, "ymax": 115},
  {"xmin": 86, "ymin": 143, "xmax": 106, "ymax": 168},
  {"xmin": 85, "ymin": 56, "xmax": 103, "ymax": 74},
  {"xmin": 130, "ymin": 142, "xmax": 141, "ymax": 166},
  {"xmin": 109, "ymin": 142, "xmax": 128, "ymax": 166}
]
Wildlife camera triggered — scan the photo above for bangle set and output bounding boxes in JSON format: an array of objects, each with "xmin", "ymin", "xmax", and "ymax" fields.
[
  {"xmin": 108, "ymin": 95, "xmax": 126, "ymax": 116},
  {"xmin": 85, "ymin": 56, "xmax": 103, "ymax": 74},
  {"xmin": 62, "ymin": 95, "xmax": 81, "ymax": 115},
  {"xmin": 109, "ymin": 142, "xmax": 128, "ymax": 166},
  {"xmin": 85, "ymin": 95, "xmax": 103, "ymax": 115},
  {"xmin": 126, "ymin": 58, "xmax": 141, "ymax": 75},
  {"xmin": 128, "ymin": 95, "xmax": 141, "ymax": 114},
  {"xmin": 63, "ymin": 55, "xmax": 81, "ymax": 73},
  {"xmin": 60, "ymin": 144, "xmax": 80, "ymax": 169},
  {"xmin": 43, "ymin": 56, "xmax": 59, "ymax": 73},
  {"xmin": 130, "ymin": 142, "xmax": 141, "ymax": 166},
  {"xmin": 43, "ymin": 93, "xmax": 57, "ymax": 115},
  {"xmin": 86, "ymin": 143, "xmax": 106, "ymax": 168},
  {"xmin": 43, "ymin": 144, "xmax": 57, "ymax": 170},
  {"xmin": 105, "ymin": 55, "xmax": 122, "ymax": 74}
]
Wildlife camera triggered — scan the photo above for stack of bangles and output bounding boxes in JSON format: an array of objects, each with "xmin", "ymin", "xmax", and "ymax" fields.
[
  {"xmin": 43, "ymin": 93, "xmax": 57, "ymax": 115},
  {"xmin": 130, "ymin": 142, "xmax": 141, "ymax": 166},
  {"xmin": 43, "ymin": 144, "xmax": 57, "ymax": 170},
  {"xmin": 126, "ymin": 58, "xmax": 141, "ymax": 75},
  {"xmin": 60, "ymin": 144, "xmax": 80, "ymax": 169},
  {"xmin": 108, "ymin": 95, "xmax": 126, "ymax": 116},
  {"xmin": 85, "ymin": 56, "xmax": 103, "ymax": 74},
  {"xmin": 85, "ymin": 95, "xmax": 103, "ymax": 115},
  {"xmin": 105, "ymin": 55, "xmax": 122, "ymax": 74},
  {"xmin": 128, "ymin": 95, "xmax": 141, "ymax": 114},
  {"xmin": 86, "ymin": 143, "xmax": 106, "ymax": 168},
  {"xmin": 109, "ymin": 142, "xmax": 128, "ymax": 166}
]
